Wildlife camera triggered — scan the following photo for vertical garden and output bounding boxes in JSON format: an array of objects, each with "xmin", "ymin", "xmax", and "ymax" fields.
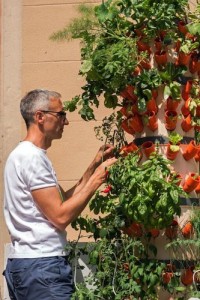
[{"xmin": 51, "ymin": 1, "xmax": 200, "ymax": 299}]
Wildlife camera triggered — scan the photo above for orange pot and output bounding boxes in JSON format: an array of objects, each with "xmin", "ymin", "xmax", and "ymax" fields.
[
  {"xmin": 120, "ymin": 85, "xmax": 137, "ymax": 102},
  {"xmin": 195, "ymin": 149, "xmax": 200, "ymax": 162},
  {"xmin": 155, "ymin": 50, "xmax": 167, "ymax": 66},
  {"xmin": 183, "ymin": 173, "xmax": 199, "ymax": 193},
  {"xmin": 183, "ymin": 140, "xmax": 199, "ymax": 160},
  {"xmin": 181, "ymin": 98, "xmax": 191, "ymax": 116},
  {"xmin": 178, "ymin": 51, "xmax": 191, "ymax": 66},
  {"xmin": 154, "ymin": 37, "xmax": 163, "ymax": 52},
  {"xmin": 178, "ymin": 20, "xmax": 188, "ymax": 35},
  {"xmin": 181, "ymin": 114, "xmax": 193, "ymax": 132},
  {"xmin": 122, "ymin": 222, "xmax": 143, "ymax": 238},
  {"xmin": 165, "ymin": 110, "xmax": 178, "ymax": 131},
  {"xmin": 121, "ymin": 118, "xmax": 135, "ymax": 135},
  {"xmin": 181, "ymin": 267, "xmax": 194, "ymax": 286},
  {"xmin": 166, "ymin": 143, "xmax": 180, "ymax": 160},
  {"xmin": 165, "ymin": 220, "xmax": 178, "ymax": 239},
  {"xmin": 195, "ymin": 178, "xmax": 200, "ymax": 194},
  {"xmin": 137, "ymin": 38, "xmax": 151, "ymax": 54},
  {"xmin": 146, "ymin": 97, "xmax": 158, "ymax": 113},
  {"xmin": 120, "ymin": 142, "xmax": 139, "ymax": 156},
  {"xmin": 142, "ymin": 141, "xmax": 156, "ymax": 158},
  {"xmin": 181, "ymin": 221, "xmax": 194, "ymax": 238},
  {"xmin": 144, "ymin": 111, "xmax": 158, "ymax": 131},
  {"xmin": 166, "ymin": 97, "xmax": 180, "ymax": 111},
  {"xmin": 139, "ymin": 58, "xmax": 151, "ymax": 70},
  {"xmin": 129, "ymin": 114, "xmax": 144, "ymax": 133},
  {"xmin": 189, "ymin": 53, "xmax": 200, "ymax": 73},
  {"xmin": 182, "ymin": 80, "xmax": 193, "ymax": 101}
]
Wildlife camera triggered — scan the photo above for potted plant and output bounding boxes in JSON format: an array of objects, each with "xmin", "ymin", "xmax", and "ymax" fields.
[
  {"xmin": 166, "ymin": 132, "xmax": 183, "ymax": 160},
  {"xmin": 165, "ymin": 110, "xmax": 178, "ymax": 131},
  {"xmin": 133, "ymin": 68, "xmax": 162, "ymax": 114},
  {"xmin": 183, "ymin": 140, "xmax": 199, "ymax": 160},
  {"xmin": 182, "ymin": 172, "xmax": 199, "ymax": 193},
  {"xmin": 142, "ymin": 111, "xmax": 158, "ymax": 132},
  {"xmin": 177, "ymin": 38, "xmax": 199, "ymax": 65},
  {"xmin": 159, "ymin": 62, "xmax": 187, "ymax": 101}
]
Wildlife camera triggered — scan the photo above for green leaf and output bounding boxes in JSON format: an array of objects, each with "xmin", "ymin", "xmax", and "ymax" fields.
[{"xmin": 80, "ymin": 60, "xmax": 92, "ymax": 73}]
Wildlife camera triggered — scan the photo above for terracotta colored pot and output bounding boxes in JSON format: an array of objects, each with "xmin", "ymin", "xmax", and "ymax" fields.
[
  {"xmin": 183, "ymin": 173, "xmax": 199, "ymax": 193},
  {"xmin": 183, "ymin": 140, "xmax": 199, "ymax": 160},
  {"xmin": 181, "ymin": 98, "xmax": 191, "ymax": 116},
  {"xmin": 122, "ymin": 222, "xmax": 143, "ymax": 238},
  {"xmin": 165, "ymin": 110, "xmax": 178, "ymax": 131},
  {"xmin": 166, "ymin": 143, "xmax": 180, "ymax": 160},
  {"xmin": 195, "ymin": 149, "xmax": 200, "ymax": 162},
  {"xmin": 155, "ymin": 50, "xmax": 167, "ymax": 66},
  {"xmin": 189, "ymin": 53, "xmax": 200, "ymax": 73},
  {"xmin": 178, "ymin": 20, "xmax": 188, "ymax": 35},
  {"xmin": 181, "ymin": 80, "xmax": 193, "ymax": 101},
  {"xmin": 120, "ymin": 85, "xmax": 137, "ymax": 102},
  {"xmin": 178, "ymin": 51, "xmax": 191, "ymax": 66},
  {"xmin": 142, "ymin": 141, "xmax": 156, "ymax": 158},
  {"xmin": 146, "ymin": 97, "xmax": 158, "ymax": 113},
  {"xmin": 165, "ymin": 220, "xmax": 178, "ymax": 239},
  {"xmin": 137, "ymin": 38, "xmax": 151, "ymax": 54},
  {"xmin": 181, "ymin": 114, "xmax": 193, "ymax": 132},
  {"xmin": 166, "ymin": 97, "xmax": 180, "ymax": 111},
  {"xmin": 154, "ymin": 37, "xmax": 163, "ymax": 52},
  {"xmin": 132, "ymin": 66, "xmax": 141, "ymax": 76},
  {"xmin": 144, "ymin": 111, "xmax": 158, "ymax": 131},
  {"xmin": 152, "ymin": 89, "xmax": 158, "ymax": 99},
  {"xmin": 129, "ymin": 114, "xmax": 144, "ymax": 133},
  {"xmin": 120, "ymin": 142, "xmax": 139, "ymax": 156},
  {"xmin": 195, "ymin": 178, "xmax": 200, "ymax": 194},
  {"xmin": 162, "ymin": 264, "xmax": 176, "ymax": 284},
  {"xmin": 181, "ymin": 267, "xmax": 194, "ymax": 286},
  {"xmin": 121, "ymin": 118, "xmax": 135, "ymax": 135},
  {"xmin": 139, "ymin": 58, "xmax": 151, "ymax": 70},
  {"xmin": 175, "ymin": 40, "xmax": 181, "ymax": 52},
  {"xmin": 181, "ymin": 221, "xmax": 194, "ymax": 238}
]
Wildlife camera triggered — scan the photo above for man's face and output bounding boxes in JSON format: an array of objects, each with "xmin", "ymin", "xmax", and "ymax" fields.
[{"xmin": 42, "ymin": 97, "xmax": 69, "ymax": 140}]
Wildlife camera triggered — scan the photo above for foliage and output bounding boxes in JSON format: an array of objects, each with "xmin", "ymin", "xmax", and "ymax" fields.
[
  {"xmin": 187, "ymin": 3, "xmax": 200, "ymax": 37},
  {"xmin": 168, "ymin": 132, "xmax": 183, "ymax": 145},
  {"xmin": 159, "ymin": 63, "xmax": 187, "ymax": 100},
  {"xmin": 133, "ymin": 68, "xmax": 162, "ymax": 112}
]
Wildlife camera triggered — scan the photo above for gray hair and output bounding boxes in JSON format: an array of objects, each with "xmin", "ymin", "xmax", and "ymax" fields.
[{"xmin": 20, "ymin": 89, "xmax": 61, "ymax": 128}]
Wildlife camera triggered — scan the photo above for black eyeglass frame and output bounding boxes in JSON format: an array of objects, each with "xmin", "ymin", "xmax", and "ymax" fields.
[{"xmin": 40, "ymin": 110, "xmax": 67, "ymax": 120}]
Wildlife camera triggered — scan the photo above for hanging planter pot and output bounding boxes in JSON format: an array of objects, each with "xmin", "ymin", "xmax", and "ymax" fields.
[
  {"xmin": 129, "ymin": 113, "xmax": 144, "ymax": 133},
  {"xmin": 182, "ymin": 173, "xmax": 199, "ymax": 193},
  {"xmin": 146, "ymin": 97, "xmax": 158, "ymax": 113},
  {"xmin": 195, "ymin": 149, "xmax": 200, "ymax": 162},
  {"xmin": 181, "ymin": 221, "xmax": 194, "ymax": 238},
  {"xmin": 120, "ymin": 85, "xmax": 137, "ymax": 102},
  {"xmin": 137, "ymin": 38, "xmax": 151, "ymax": 54},
  {"xmin": 142, "ymin": 111, "xmax": 158, "ymax": 131},
  {"xmin": 155, "ymin": 50, "xmax": 167, "ymax": 66},
  {"xmin": 181, "ymin": 266, "xmax": 194, "ymax": 286},
  {"xmin": 121, "ymin": 118, "xmax": 135, "ymax": 135},
  {"xmin": 165, "ymin": 220, "xmax": 178, "ymax": 239},
  {"xmin": 154, "ymin": 37, "xmax": 164, "ymax": 52},
  {"xmin": 181, "ymin": 114, "xmax": 193, "ymax": 132},
  {"xmin": 178, "ymin": 20, "xmax": 188, "ymax": 35},
  {"xmin": 139, "ymin": 58, "xmax": 151, "ymax": 70},
  {"xmin": 119, "ymin": 142, "xmax": 139, "ymax": 156},
  {"xmin": 141, "ymin": 141, "xmax": 156, "ymax": 158},
  {"xmin": 166, "ymin": 144, "xmax": 180, "ymax": 161},
  {"xmin": 183, "ymin": 140, "xmax": 199, "ymax": 160},
  {"xmin": 181, "ymin": 80, "xmax": 193, "ymax": 101},
  {"xmin": 195, "ymin": 178, "xmax": 200, "ymax": 194},
  {"xmin": 165, "ymin": 110, "xmax": 178, "ymax": 131},
  {"xmin": 166, "ymin": 96, "xmax": 181, "ymax": 111},
  {"xmin": 181, "ymin": 98, "xmax": 191, "ymax": 116},
  {"xmin": 189, "ymin": 52, "xmax": 200, "ymax": 73},
  {"xmin": 178, "ymin": 51, "xmax": 191, "ymax": 66}
]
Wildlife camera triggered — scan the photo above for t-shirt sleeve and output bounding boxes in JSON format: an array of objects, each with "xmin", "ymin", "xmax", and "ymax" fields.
[{"xmin": 22, "ymin": 152, "xmax": 57, "ymax": 191}]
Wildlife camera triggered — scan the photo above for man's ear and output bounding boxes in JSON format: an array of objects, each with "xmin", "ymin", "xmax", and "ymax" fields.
[{"xmin": 34, "ymin": 111, "xmax": 45, "ymax": 124}]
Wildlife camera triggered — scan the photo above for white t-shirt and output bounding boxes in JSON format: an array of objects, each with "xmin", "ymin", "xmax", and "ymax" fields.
[{"xmin": 4, "ymin": 141, "xmax": 67, "ymax": 258}]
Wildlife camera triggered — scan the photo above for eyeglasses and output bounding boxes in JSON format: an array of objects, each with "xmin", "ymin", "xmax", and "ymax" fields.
[{"xmin": 40, "ymin": 110, "xmax": 67, "ymax": 121}]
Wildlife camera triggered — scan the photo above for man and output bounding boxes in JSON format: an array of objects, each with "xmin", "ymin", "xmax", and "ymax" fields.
[{"xmin": 3, "ymin": 89, "xmax": 117, "ymax": 300}]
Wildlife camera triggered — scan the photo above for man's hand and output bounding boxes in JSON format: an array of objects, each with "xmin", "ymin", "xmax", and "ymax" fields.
[{"xmin": 94, "ymin": 144, "xmax": 115, "ymax": 167}]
